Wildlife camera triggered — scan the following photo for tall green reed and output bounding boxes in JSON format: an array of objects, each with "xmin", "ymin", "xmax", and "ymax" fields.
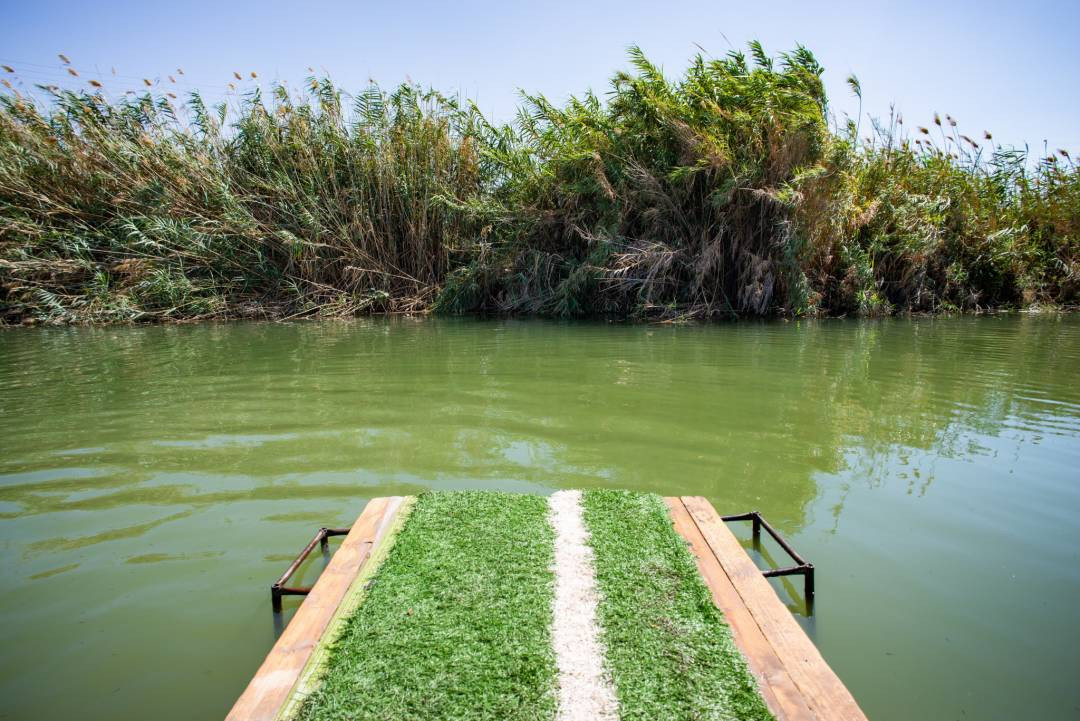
[
  {"xmin": 1, "ymin": 44, "xmax": 1076, "ymax": 324},
  {"xmin": 0, "ymin": 76, "xmax": 485, "ymax": 321}
]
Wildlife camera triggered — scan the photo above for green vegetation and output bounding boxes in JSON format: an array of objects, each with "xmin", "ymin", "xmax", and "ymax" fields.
[
  {"xmin": 292, "ymin": 489, "xmax": 774, "ymax": 720},
  {"xmin": 582, "ymin": 490, "xmax": 773, "ymax": 721},
  {"xmin": 296, "ymin": 491, "xmax": 557, "ymax": 721},
  {"xmin": 0, "ymin": 79, "xmax": 482, "ymax": 322},
  {"xmin": 1, "ymin": 44, "xmax": 1077, "ymax": 323}
]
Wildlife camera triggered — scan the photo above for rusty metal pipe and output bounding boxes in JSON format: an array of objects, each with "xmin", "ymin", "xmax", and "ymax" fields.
[
  {"xmin": 271, "ymin": 527, "xmax": 352, "ymax": 611},
  {"xmin": 722, "ymin": 511, "xmax": 815, "ymax": 602},
  {"xmin": 273, "ymin": 529, "xmax": 327, "ymax": 588},
  {"xmin": 762, "ymin": 565, "xmax": 808, "ymax": 578},
  {"xmin": 753, "ymin": 513, "xmax": 810, "ymax": 568}
]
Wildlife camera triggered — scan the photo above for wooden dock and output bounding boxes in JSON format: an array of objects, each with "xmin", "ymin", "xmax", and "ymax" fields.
[
  {"xmin": 667, "ymin": 496, "xmax": 868, "ymax": 721},
  {"xmin": 227, "ymin": 495, "xmax": 866, "ymax": 721},
  {"xmin": 226, "ymin": 496, "xmax": 410, "ymax": 721}
]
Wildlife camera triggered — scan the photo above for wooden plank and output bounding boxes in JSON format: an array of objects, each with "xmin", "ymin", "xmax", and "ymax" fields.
[
  {"xmin": 680, "ymin": 496, "xmax": 868, "ymax": 721},
  {"xmin": 277, "ymin": 495, "xmax": 415, "ymax": 721},
  {"xmin": 226, "ymin": 496, "xmax": 406, "ymax": 721},
  {"xmin": 665, "ymin": 497, "xmax": 819, "ymax": 721}
]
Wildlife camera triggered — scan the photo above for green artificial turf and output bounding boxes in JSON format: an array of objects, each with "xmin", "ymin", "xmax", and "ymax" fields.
[
  {"xmin": 581, "ymin": 490, "xmax": 775, "ymax": 721},
  {"xmin": 296, "ymin": 491, "xmax": 557, "ymax": 721}
]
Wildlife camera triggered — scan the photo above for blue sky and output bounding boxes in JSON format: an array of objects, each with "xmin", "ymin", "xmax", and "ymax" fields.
[{"xmin": 3, "ymin": 0, "xmax": 1078, "ymax": 152}]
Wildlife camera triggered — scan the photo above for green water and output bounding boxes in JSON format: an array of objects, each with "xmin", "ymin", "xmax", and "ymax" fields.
[{"xmin": 1, "ymin": 316, "xmax": 1079, "ymax": 721}]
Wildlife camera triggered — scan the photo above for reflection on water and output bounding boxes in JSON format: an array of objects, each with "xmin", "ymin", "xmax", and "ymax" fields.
[{"xmin": 1, "ymin": 316, "xmax": 1078, "ymax": 721}]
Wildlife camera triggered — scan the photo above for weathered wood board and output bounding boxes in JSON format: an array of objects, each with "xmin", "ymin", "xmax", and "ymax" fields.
[
  {"xmin": 225, "ymin": 496, "xmax": 409, "ymax": 721},
  {"xmin": 665, "ymin": 496, "xmax": 868, "ymax": 721}
]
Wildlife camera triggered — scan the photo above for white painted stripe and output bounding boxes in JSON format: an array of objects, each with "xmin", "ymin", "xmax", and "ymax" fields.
[{"xmin": 548, "ymin": 490, "xmax": 619, "ymax": 721}]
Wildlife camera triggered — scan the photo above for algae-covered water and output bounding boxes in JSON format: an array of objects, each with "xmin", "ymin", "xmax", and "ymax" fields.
[{"xmin": 1, "ymin": 316, "xmax": 1078, "ymax": 721}]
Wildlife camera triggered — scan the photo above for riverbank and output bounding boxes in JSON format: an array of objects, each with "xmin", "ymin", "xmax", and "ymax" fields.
[
  {"xmin": 3, "ymin": 300, "xmax": 1075, "ymax": 328},
  {"xmin": 1, "ymin": 43, "xmax": 1077, "ymax": 325}
]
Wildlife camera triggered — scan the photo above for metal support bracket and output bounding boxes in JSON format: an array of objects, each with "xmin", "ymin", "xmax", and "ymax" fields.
[
  {"xmin": 270, "ymin": 527, "xmax": 351, "ymax": 611},
  {"xmin": 721, "ymin": 511, "xmax": 815, "ymax": 602}
]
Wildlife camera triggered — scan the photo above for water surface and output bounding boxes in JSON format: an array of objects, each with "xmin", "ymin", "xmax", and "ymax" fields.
[{"xmin": 1, "ymin": 316, "xmax": 1078, "ymax": 721}]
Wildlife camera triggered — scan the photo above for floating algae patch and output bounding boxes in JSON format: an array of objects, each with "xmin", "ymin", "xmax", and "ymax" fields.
[
  {"xmin": 125, "ymin": 551, "xmax": 223, "ymax": 564},
  {"xmin": 582, "ymin": 490, "xmax": 774, "ymax": 721},
  {"xmin": 295, "ymin": 491, "xmax": 557, "ymax": 721},
  {"xmin": 28, "ymin": 562, "xmax": 80, "ymax": 580}
]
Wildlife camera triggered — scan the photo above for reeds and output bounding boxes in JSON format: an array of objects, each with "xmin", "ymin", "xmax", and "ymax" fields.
[
  {"xmin": 437, "ymin": 44, "xmax": 829, "ymax": 319},
  {"xmin": 0, "ymin": 75, "xmax": 486, "ymax": 322},
  {"xmin": 1, "ymin": 45, "xmax": 1076, "ymax": 323},
  {"xmin": 798, "ymin": 107, "xmax": 1080, "ymax": 314}
]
